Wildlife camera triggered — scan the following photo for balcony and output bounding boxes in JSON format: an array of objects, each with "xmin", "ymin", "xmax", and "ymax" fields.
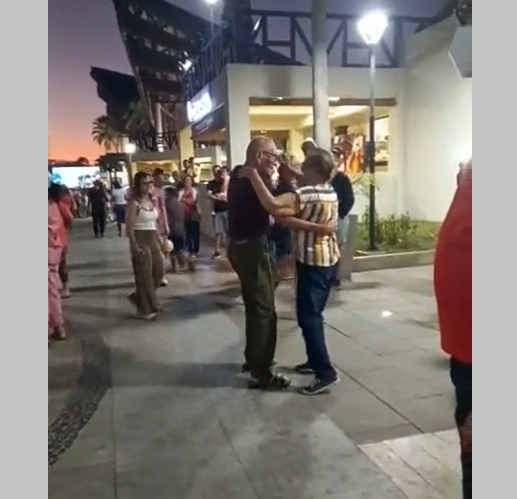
[
  {"xmin": 135, "ymin": 131, "xmax": 178, "ymax": 152},
  {"xmin": 182, "ymin": 9, "xmax": 439, "ymax": 102}
]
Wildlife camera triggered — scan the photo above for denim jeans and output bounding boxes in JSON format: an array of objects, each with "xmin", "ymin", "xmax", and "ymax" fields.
[
  {"xmin": 295, "ymin": 261, "xmax": 337, "ymax": 381},
  {"xmin": 450, "ymin": 358, "xmax": 472, "ymax": 499}
]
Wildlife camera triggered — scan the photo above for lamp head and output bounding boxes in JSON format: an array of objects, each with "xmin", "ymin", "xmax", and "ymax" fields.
[
  {"xmin": 124, "ymin": 143, "xmax": 137, "ymax": 155},
  {"xmin": 357, "ymin": 11, "xmax": 389, "ymax": 46}
]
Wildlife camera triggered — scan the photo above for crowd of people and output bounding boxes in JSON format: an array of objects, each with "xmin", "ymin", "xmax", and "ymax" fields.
[{"xmin": 48, "ymin": 138, "xmax": 471, "ymax": 498}]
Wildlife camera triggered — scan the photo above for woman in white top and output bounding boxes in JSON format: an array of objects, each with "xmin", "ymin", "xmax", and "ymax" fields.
[
  {"xmin": 125, "ymin": 172, "xmax": 164, "ymax": 320},
  {"xmin": 111, "ymin": 180, "xmax": 128, "ymax": 236}
]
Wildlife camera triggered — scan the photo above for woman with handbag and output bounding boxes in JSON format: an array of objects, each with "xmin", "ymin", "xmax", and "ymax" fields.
[
  {"xmin": 126, "ymin": 172, "xmax": 164, "ymax": 320},
  {"xmin": 179, "ymin": 175, "xmax": 201, "ymax": 260}
]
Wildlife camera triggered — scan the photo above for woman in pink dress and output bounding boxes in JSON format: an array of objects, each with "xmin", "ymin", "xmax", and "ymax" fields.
[{"xmin": 48, "ymin": 183, "xmax": 68, "ymax": 341}]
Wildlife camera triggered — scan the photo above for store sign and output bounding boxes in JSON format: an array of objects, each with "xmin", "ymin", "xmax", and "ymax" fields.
[{"xmin": 187, "ymin": 91, "xmax": 213, "ymax": 124}]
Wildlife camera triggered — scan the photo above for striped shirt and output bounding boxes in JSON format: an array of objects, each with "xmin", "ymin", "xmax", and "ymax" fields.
[{"xmin": 293, "ymin": 184, "xmax": 340, "ymax": 267}]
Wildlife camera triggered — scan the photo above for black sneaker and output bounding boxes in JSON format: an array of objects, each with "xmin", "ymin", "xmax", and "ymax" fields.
[
  {"xmin": 212, "ymin": 251, "xmax": 221, "ymax": 259},
  {"xmin": 299, "ymin": 376, "xmax": 340, "ymax": 395},
  {"xmin": 248, "ymin": 372, "xmax": 291, "ymax": 391},
  {"xmin": 294, "ymin": 362, "xmax": 314, "ymax": 375}
]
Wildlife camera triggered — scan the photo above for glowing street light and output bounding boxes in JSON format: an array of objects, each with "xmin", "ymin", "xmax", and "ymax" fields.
[
  {"xmin": 357, "ymin": 11, "xmax": 389, "ymax": 46},
  {"xmin": 356, "ymin": 10, "xmax": 388, "ymax": 251},
  {"xmin": 204, "ymin": 0, "xmax": 219, "ymax": 36},
  {"xmin": 124, "ymin": 142, "xmax": 136, "ymax": 155}
]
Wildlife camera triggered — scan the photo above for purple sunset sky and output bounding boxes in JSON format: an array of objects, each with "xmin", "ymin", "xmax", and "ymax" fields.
[{"xmin": 48, "ymin": 0, "xmax": 444, "ymax": 161}]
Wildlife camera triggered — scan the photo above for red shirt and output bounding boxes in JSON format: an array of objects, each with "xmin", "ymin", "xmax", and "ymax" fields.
[{"xmin": 434, "ymin": 167, "xmax": 472, "ymax": 363}]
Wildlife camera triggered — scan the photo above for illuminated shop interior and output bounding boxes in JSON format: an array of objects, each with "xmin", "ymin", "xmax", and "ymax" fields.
[{"xmin": 187, "ymin": 97, "xmax": 394, "ymax": 174}]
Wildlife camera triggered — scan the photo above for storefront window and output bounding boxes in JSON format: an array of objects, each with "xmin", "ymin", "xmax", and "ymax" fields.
[{"xmin": 333, "ymin": 114, "xmax": 390, "ymax": 175}]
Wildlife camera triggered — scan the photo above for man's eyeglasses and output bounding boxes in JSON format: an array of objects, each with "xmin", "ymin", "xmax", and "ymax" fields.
[{"xmin": 260, "ymin": 150, "xmax": 279, "ymax": 163}]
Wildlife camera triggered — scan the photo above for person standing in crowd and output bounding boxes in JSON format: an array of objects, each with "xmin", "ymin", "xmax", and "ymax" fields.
[
  {"xmin": 151, "ymin": 168, "xmax": 170, "ymax": 286},
  {"xmin": 434, "ymin": 159, "xmax": 472, "ymax": 499},
  {"xmin": 301, "ymin": 137, "xmax": 317, "ymax": 159},
  {"xmin": 164, "ymin": 186, "xmax": 190, "ymax": 273},
  {"xmin": 88, "ymin": 180, "xmax": 108, "ymax": 237},
  {"xmin": 239, "ymin": 148, "xmax": 340, "ymax": 395},
  {"xmin": 111, "ymin": 180, "xmax": 129, "ymax": 237},
  {"xmin": 126, "ymin": 172, "xmax": 164, "ymax": 320},
  {"xmin": 171, "ymin": 170, "xmax": 182, "ymax": 189},
  {"xmin": 208, "ymin": 166, "xmax": 230, "ymax": 259},
  {"xmin": 227, "ymin": 137, "xmax": 291, "ymax": 391},
  {"xmin": 49, "ymin": 183, "xmax": 72, "ymax": 341},
  {"xmin": 207, "ymin": 165, "xmax": 221, "ymax": 255},
  {"xmin": 179, "ymin": 175, "xmax": 201, "ymax": 261},
  {"xmin": 330, "ymin": 146, "xmax": 355, "ymax": 288},
  {"xmin": 270, "ymin": 155, "xmax": 299, "ymax": 279}
]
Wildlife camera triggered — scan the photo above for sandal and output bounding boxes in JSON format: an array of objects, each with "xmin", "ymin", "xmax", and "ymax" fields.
[
  {"xmin": 51, "ymin": 326, "xmax": 67, "ymax": 341},
  {"xmin": 248, "ymin": 372, "xmax": 291, "ymax": 391}
]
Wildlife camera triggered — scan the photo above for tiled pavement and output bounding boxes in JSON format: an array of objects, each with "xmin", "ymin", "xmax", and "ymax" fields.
[{"xmin": 48, "ymin": 222, "xmax": 460, "ymax": 498}]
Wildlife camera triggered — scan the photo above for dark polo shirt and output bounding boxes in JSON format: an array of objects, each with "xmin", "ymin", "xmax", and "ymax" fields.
[{"xmin": 228, "ymin": 165, "xmax": 270, "ymax": 240}]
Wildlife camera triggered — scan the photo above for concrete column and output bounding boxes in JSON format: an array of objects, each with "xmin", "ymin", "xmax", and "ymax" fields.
[
  {"xmin": 288, "ymin": 129, "xmax": 305, "ymax": 162},
  {"xmin": 224, "ymin": 71, "xmax": 250, "ymax": 169},
  {"xmin": 311, "ymin": 0, "xmax": 331, "ymax": 149},
  {"xmin": 179, "ymin": 126, "xmax": 195, "ymax": 166}
]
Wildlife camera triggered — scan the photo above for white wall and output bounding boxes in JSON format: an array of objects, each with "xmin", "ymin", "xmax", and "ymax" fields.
[
  {"xmin": 402, "ymin": 17, "xmax": 472, "ymax": 221},
  {"xmin": 224, "ymin": 64, "xmax": 405, "ymax": 217},
  {"xmin": 226, "ymin": 64, "xmax": 404, "ymax": 100}
]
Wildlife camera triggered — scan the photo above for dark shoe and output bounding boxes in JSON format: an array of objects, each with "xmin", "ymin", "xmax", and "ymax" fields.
[
  {"xmin": 299, "ymin": 376, "xmax": 340, "ymax": 396},
  {"xmin": 212, "ymin": 251, "xmax": 221, "ymax": 259},
  {"xmin": 248, "ymin": 372, "xmax": 291, "ymax": 391},
  {"xmin": 294, "ymin": 362, "xmax": 314, "ymax": 375}
]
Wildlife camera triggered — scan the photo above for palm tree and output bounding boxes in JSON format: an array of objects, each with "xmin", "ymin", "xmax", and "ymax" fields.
[
  {"xmin": 91, "ymin": 115, "xmax": 123, "ymax": 153},
  {"xmin": 123, "ymin": 100, "xmax": 152, "ymax": 141}
]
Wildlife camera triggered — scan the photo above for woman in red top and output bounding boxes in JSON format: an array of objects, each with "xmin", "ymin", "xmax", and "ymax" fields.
[
  {"xmin": 434, "ymin": 160, "xmax": 472, "ymax": 499},
  {"xmin": 179, "ymin": 175, "xmax": 201, "ymax": 260},
  {"xmin": 48, "ymin": 183, "xmax": 72, "ymax": 341}
]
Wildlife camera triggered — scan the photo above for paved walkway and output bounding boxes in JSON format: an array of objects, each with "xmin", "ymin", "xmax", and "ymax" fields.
[{"xmin": 48, "ymin": 221, "xmax": 460, "ymax": 498}]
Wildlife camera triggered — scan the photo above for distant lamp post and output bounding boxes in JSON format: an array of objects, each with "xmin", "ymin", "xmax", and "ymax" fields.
[
  {"xmin": 357, "ymin": 10, "xmax": 388, "ymax": 251},
  {"xmin": 204, "ymin": 0, "xmax": 218, "ymax": 37},
  {"xmin": 124, "ymin": 142, "xmax": 137, "ymax": 185}
]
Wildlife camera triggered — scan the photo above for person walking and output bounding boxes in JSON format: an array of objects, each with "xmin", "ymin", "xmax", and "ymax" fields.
[
  {"xmin": 126, "ymin": 172, "xmax": 164, "ymax": 320},
  {"xmin": 48, "ymin": 183, "xmax": 71, "ymax": 341},
  {"xmin": 239, "ymin": 148, "xmax": 340, "ymax": 395},
  {"xmin": 88, "ymin": 180, "xmax": 108, "ymax": 237},
  {"xmin": 434, "ymin": 159, "xmax": 472, "ymax": 499},
  {"xmin": 111, "ymin": 180, "xmax": 128, "ymax": 237}
]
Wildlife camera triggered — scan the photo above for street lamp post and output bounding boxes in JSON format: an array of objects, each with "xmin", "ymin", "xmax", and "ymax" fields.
[
  {"xmin": 357, "ymin": 11, "xmax": 388, "ymax": 251},
  {"xmin": 124, "ymin": 142, "xmax": 137, "ymax": 186},
  {"xmin": 204, "ymin": 0, "xmax": 218, "ymax": 38}
]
